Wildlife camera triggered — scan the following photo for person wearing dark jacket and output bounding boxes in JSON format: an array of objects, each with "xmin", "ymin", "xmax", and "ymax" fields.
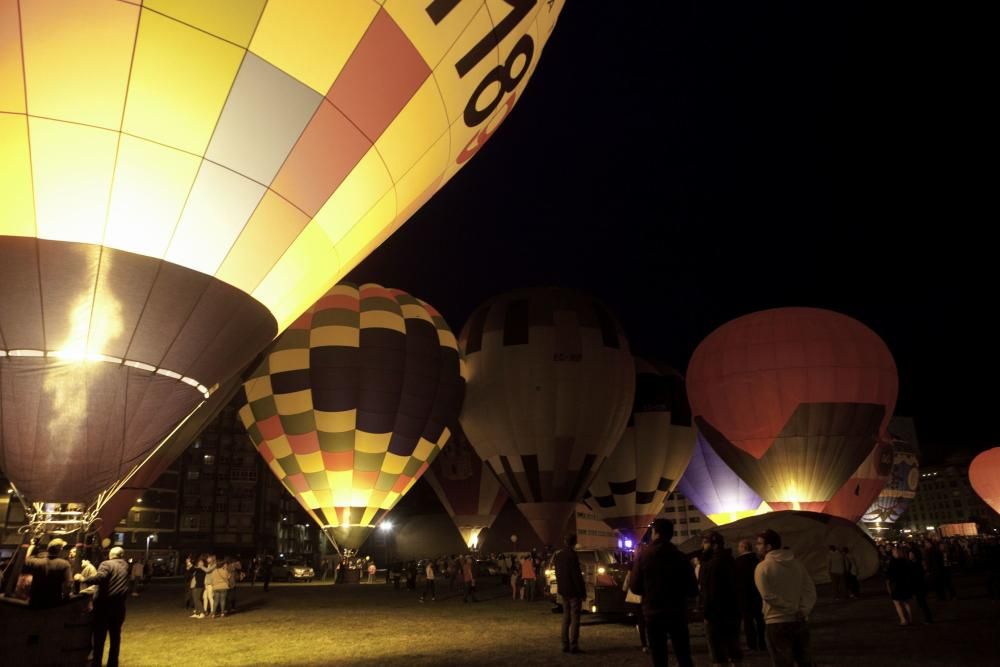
[
  {"xmin": 186, "ymin": 556, "xmax": 207, "ymax": 618},
  {"xmin": 700, "ymin": 532, "xmax": 744, "ymax": 667},
  {"xmin": 78, "ymin": 546, "xmax": 131, "ymax": 667},
  {"xmin": 734, "ymin": 539, "xmax": 766, "ymax": 652},
  {"xmin": 23, "ymin": 537, "xmax": 74, "ymax": 608},
  {"xmin": 553, "ymin": 533, "xmax": 588, "ymax": 653},
  {"xmin": 630, "ymin": 518, "xmax": 698, "ymax": 667}
]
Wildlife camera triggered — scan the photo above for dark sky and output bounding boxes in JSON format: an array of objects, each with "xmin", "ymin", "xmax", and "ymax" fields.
[{"xmin": 349, "ymin": 2, "xmax": 995, "ymax": 465}]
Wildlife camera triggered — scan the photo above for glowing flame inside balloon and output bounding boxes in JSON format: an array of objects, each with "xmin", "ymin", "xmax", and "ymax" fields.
[{"xmin": 43, "ymin": 290, "xmax": 123, "ymax": 440}]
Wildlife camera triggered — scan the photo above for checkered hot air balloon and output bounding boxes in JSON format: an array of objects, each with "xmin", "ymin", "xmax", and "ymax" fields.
[
  {"xmin": 585, "ymin": 360, "xmax": 696, "ymax": 544},
  {"xmin": 686, "ymin": 308, "xmax": 898, "ymax": 512},
  {"xmin": 459, "ymin": 288, "xmax": 635, "ymax": 547},
  {"xmin": 0, "ymin": 1, "xmax": 562, "ymax": 522},
  {"xmin": 238, "ymin": 284, "xmax": 464, "ymax": 552}
]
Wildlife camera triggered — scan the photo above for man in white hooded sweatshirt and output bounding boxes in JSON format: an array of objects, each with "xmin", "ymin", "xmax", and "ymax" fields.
[{"xmin": 754, "ymin": 529, "xmax": 816, "ymax": 667}]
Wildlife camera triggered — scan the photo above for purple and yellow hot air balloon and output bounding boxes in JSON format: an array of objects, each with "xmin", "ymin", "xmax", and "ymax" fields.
[{"xmin": 677, "ymin": 433, "xmax": 769, "ymax": 526}]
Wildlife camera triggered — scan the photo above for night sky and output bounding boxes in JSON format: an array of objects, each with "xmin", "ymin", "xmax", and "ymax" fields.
[{"xmin": 349, "ymin": 2, "xmax": 995, "ymax": 465}]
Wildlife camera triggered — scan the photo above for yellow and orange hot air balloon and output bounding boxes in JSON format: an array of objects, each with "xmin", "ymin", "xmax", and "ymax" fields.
[
  {"xmin": 239, "ymin": 284, "xmax": 464, "ymax": 552},
  {"xmin": 0, "ymin": 0, "xmax": 563, "ymax": 530}
]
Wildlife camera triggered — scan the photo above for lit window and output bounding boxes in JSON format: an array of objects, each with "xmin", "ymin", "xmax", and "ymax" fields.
[{"xmin": 203, "ymin": 454, "xmax": 215, "ymax": 466}]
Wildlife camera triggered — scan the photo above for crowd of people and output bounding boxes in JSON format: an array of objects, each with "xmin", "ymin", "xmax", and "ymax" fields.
[{"xmin": 183, "ymin": 553, "xmax": 243, "ymax": 618}]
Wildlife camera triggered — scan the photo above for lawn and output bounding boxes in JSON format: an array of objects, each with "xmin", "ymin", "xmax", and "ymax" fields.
[{"xmin": 113, "ymin": 574, "xmax": 999, "ymax": 666}]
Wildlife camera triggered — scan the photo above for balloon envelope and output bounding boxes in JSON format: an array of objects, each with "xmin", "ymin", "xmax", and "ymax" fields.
[
  {"xmin": 459, "ymin": 288, "xmax": 635, "ymax": 546},
  {"xmin": 239, "ymin": 284, "xmax": 463, "ymax": 551},
  {"xmin": 676, "ymin": 433, "xmax": 768, "ymax": 526},
  {"xmin": 424, "ymin": 424, "xmax": 507, "ymax": 549},
  {"xmin": 862, "ymin": 420, "xmax": 920, "ymax": 525},
  {"xmin": 969, "ymin": 447, "xmax": 1000, "ymax": 516},
  {"xmin": 679, "ymin": 511, "xmax": 880, "ymax": 584},
  {"xmin": 587, "ymin": 360, "xmax": 696, "ymax": 541},
  {"xmin": 686, "ymin": 308, "xmax": 898, "ymax": 511},
  {"xmin": 820, "ymin": 437, "xmax": 893, "ymax": 523},
  {"xmin": 0, "ymin": 1, "xmax": 562, "ymax": 514}
]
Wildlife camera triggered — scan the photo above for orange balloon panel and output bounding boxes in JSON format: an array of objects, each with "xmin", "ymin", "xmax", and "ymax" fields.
[
  {"xmin": 970, "ymin": 448, "xmax": 1000, "ymax": 516},
  {"xmin": 820, "ymin": 438, "xmax": 893, "ymax": 523}
]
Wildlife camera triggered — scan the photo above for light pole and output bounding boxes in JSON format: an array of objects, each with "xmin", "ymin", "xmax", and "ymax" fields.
[
  {"xmin": 380, "ymin": 521, "xmax": 393, "ymax": 576},
  {"xmin": 145, "ymin": 533, "xmax": 157, "ymax": 569}
]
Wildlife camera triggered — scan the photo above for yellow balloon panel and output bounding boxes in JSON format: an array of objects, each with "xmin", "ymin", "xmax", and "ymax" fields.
[{"xmin": 1, "ymin": 1, "xmax": 565, "ymax": 338}]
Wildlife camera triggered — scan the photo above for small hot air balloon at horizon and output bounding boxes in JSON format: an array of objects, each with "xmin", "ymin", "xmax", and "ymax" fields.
[
  {"xmin": 586, "ymin": 359, "xmax": 696, "ymax": 544},
  {"xmin": 459, "ymin": 287, "xmax": 635, "ymax": 546},
  {"xmin": 423, "ymin": 423, "xmax": 507, "ymax": 550},
  {"xmin": 687, "ymin": 307, "xmax": 898, "ymax": 512},
  {"xmin": 0, "ymin": 1, "xmax": 563, "ymax": 536},
  {"xmin": 239, "ymin": 284, "xmax": 464, "ymax": 553},
  {"xmin": 969, "ymin": 448, "xmax": 1000, "ymax": 517},
  {"xmin": 676, "ymin": 432, "xmax": 770, "ymax": 526}
]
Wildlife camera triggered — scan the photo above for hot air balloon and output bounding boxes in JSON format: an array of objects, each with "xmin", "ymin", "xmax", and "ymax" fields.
[
  {"xmin": 0, "ymin": 0, "xmax": 563, "ymax": 535},
  {"xmin": 423, "ymin": 424, "xmax": 507, "ymax": 550},
  {"xmin": 687, "ymin": 308, "xmax": 898, "ymax": 512},
  {"xmin": 239, "ymin": 284, "xmax": 464, "ymax": 553},
  {"xmin": 968, "ymin": 448, "xmax": 1000, "ymax": 516},
  {"xmin": 586, "ymin": 360, "xmax": 696, "ymax": 544},
  {"xmin": 862, "ymin": 417, "xmax": 921, "ymax": 526},
  {"xmin": 459, "ymin": 287, "xmax": 635, "ymax": 546},
  {"xmin": 820, "ymin": 437, "xmax": 893, "ymax": 523},
  {"xmin": 676, "ymin": 433, "xmax": 769, "ymax": 526}
]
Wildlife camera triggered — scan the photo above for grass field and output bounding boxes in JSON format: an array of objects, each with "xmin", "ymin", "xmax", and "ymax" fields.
[{"xmin": 111, "ymin": 574, "xmax": 999, "ymax": 666}]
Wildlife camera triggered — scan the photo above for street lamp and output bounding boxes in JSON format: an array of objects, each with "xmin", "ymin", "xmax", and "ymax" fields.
[
  {"xmin": 145, "ymin": 533, "xmax": 158, "ymax": 568},
  {"xmin": 380, "ymin": 522, "xmax": 393, "ymax": 575}
]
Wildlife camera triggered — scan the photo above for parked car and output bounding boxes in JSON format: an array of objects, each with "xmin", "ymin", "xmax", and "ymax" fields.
[
  {"xmin": 269, "ymin": 560, "xmax": 314, "ymax": 582},
  {"xmin": 543, "ymin": 548, "xmax": 628, "ymax": 615}
]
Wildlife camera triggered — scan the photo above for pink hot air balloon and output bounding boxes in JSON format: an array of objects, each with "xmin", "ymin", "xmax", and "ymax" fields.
[{"xmin": 970, "ymin": 448, "xmax": 1000, "ymax": 516}]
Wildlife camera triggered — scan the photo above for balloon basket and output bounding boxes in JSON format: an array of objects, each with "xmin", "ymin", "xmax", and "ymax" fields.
[{"xmin": 0, "ymin": 594, "xmax": 94, "ymax": 666}]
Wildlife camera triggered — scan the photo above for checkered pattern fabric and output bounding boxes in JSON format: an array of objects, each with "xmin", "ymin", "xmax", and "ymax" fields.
[{"xmin": 240, "ymin": 283, "xmax": 463, "ymax": 551}]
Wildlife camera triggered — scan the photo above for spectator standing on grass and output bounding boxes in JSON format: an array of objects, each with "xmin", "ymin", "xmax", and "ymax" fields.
[
  {"xmin": 630, "ymin": 518, "xmax": 698, "ymax": 667},
  {"xmin": 368, "ymin": 560, "xmax": 377, "ymax": 584},
  {"xmin": 700, "ymin": 531, "xmax": 744, "ymax": 667},
  {"xmin": 510, "ymin": 557, "xmax": 521, "ymax": 601},
  {"xmin": 520, "ymin": 554, "xmax": 536, "ymax": 601},
  {"xmin": 841, "ymin": 546, "xmax": 859, "ymax": 598},
  {"xmin": 203, "ymin": 554, "xmax": 217, "ymax": 616},
  {"xmin": 827, "ymin": 545, "xmax": 846, "ymax": 600},
  {"xmin": 553, "ymin": 534, "xmax": 587, "ymax": 654},
  {"xmin": 735, "ymin": 538, "xmax": 766, "ymax": 652},
  {"xmin": 907, "ymin": 548, "xmax": 933, "ymax": 624},
  {"xmin": 462, "ymin": 555, "xmax": 478, "ymax": 602},
  {"xmin": 78, "ymin": 546, "xmax": 130, "ymax": 667},
  {"xmin": 886, "ymin": 546, "xmax": 914, "ymax": 626},
  {"xmin": 186, "ymin": 556, "xmax": 206, "ymax": 619},
  {"xmin": 211, "ymin": 558, "xmax": 231, "ymax": 618},
  {"xmin": 420, "ymin": 560, "xmax": 436, "ymax": 602},
  {"xmin": 754, "ymin": 530, "xmax": 817, "ymax": 667}
]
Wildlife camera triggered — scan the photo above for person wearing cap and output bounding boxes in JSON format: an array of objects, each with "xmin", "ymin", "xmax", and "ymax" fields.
[
  {"xmin": 78, "ymin": 545, "xmax": 131, "ymax": 667},
  {"xmin": 23, "ymin": 537, "xmax": 74, "ymax": 608}
]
